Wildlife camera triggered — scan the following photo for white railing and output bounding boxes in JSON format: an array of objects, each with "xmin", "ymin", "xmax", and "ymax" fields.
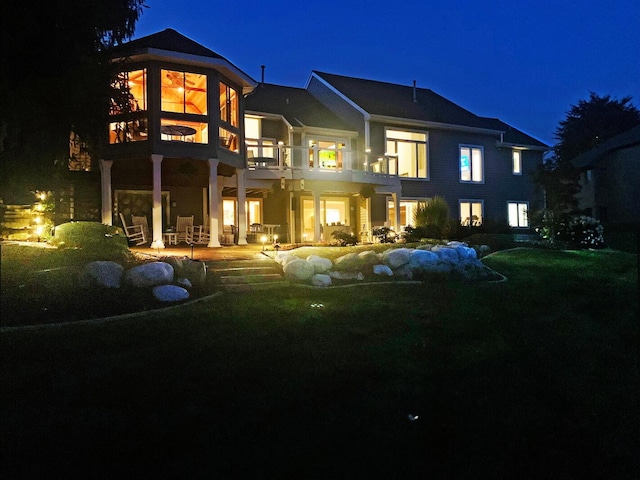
[{"xmin": 246, "ymin": 143, "xmax": 399, "ymax": 177}]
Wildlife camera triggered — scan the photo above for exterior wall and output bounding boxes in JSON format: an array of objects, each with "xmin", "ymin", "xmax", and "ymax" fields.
[{"xmin": 307, "ymin": 76, "xmax": 366, "ymax": 137}]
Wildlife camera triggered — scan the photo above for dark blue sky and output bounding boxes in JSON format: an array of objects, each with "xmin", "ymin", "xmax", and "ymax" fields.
[{"xmin": 134, "ymin": 0, "xmax": 640, "ymax": 147}]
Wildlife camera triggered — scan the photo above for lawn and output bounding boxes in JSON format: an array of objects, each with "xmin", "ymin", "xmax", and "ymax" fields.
[{"xmin": 1, "ymin": 246, "xmax": 638, "ymax": 479}]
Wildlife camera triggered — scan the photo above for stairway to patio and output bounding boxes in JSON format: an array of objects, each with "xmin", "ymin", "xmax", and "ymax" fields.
[{"xmin": 207, "ymin": 258, "xmax": 286, "ymax": 292}]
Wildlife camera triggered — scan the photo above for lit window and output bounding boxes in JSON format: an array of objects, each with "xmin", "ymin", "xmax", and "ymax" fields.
[
  {"xmin": 245, "ymin": 116, "xmax": 275, "ymax": 159},
  {"xmin": 512, "ymin": 150, "xmax": 522, "ymax": 175},
  {"xmin": 460, "ymin": 146, "xmax": 483, "ymax": 182},
  {"xmin": 219, "ymin": 82, "xmax": 238, "ymax": 127},
  {"xmin": 161, "ymin": 70, "xmax": 207, "ymax": 115},
  {"xmin": 388, "ymin": 200, "xmax": 420, "ymax": 229},
  {"xmin": 460, "ymin": 200, "xmax": 483, "ymax": 226},
  {"xmin": 308, "ymin": 139, "xmax": 347, "ymax": 170},
  {"xmin": 508, "ymin": 202, "xmax": 528, "ymax": 227},
  {"xmin": 109, "ymin": 69, "xmax": 148, "ymax": 144},
  {"xmin": 385, "ymin": 129, "xmax": 428, "ymax": 178},
  {"xmin": 220, "ymin": 127, "xmax": 239, "ymax": 153}
]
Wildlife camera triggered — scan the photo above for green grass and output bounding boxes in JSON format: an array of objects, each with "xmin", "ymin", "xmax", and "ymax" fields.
[{"xmin": 1, "ymin": 247, "xmax": 638, "ymax": 478}]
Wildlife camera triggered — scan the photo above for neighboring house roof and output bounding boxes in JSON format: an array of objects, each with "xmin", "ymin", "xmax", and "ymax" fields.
[
  {"xmin": 110, "ymin": 28, "xmax": 257, "ymax": 93},
  {"xmin": 572, "ymin": 124, "xmax": 640, "ymax": 169},
  {"xmin": 311, "ymin": 71, "xmax": 547, "ymax": 149},
  {"xmin": 245, "ymin": 83, "xmax": 353, "ymax": 132}
]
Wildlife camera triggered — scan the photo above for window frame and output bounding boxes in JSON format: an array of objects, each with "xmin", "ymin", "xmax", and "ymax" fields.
[
  {"xmin": 508, "ymin": 201, "xmax": 529, "ymax": 228},
  {"xmin": 459, "ymin": 145, "xmax": 484, "ymax": 183},
  {"xmin": 219, "ymin": 80, "xmax": 240, "ymax": 153},
  {"xmin": 459, "ymin": 199, "xmax": 484, "ymax": 226},
  {"xmin": 385, "ymin": 128, "xmax": 429, "ymax": 179},
  {"xmin": 512, "ymin": 150, "xmax": 522, "ymax": 175}
]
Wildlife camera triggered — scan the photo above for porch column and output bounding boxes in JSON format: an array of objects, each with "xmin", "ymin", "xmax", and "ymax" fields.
[
  {"xmin": 99, "ymin": 159, "xmax": 113, "ymax": 225},
  {"xmin": 207, "ymin": 158, "xmax": 221, "ymax": 248},
  {"xmin": 313, "ymin": 190, "xmax": 321, "ymax": 242},
  {"xmin": 150, "ymin": 154, "xmax": 165, "ymax": 249},
  {"xmin": 236, "ymin": 168, "xmax": 248, "ymax": 245},
  {"xmin": 391, "ymin": 190, "xmax": 401, "ymax": 232}
]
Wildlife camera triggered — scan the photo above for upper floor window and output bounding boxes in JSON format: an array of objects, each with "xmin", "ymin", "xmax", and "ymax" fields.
[
  {"xmin": 385, "ymin": 129, "xmax": 428, "ymax": 178},
  {"xmin": 109, "ymin": 69, "xmax": 148, "ymax": 144},
  {"xmin": 161, "ymin": 70, "xmax": 207, "ymax": 115},
  {"xmin": 219, "ymin": 82, "xmax": 239, "ymax": 127},
  {"xmin": 460, "ymin": 145, "xmax": 483, "ymax": 183},
  {"xmin": 245, "ymin": 116, "xmax": 275, "ymax": 158},
  {"xmin": 309, "ymin": 138, "xmax": 347, "ymax": 170},
  {"xmin": 512, "ymin": 150, "xmax": 522, "ymax": 175}
]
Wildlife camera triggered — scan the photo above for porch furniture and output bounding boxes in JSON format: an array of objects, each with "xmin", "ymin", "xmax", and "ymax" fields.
[
  {"xmin": 131, "ymin": 215, "xmax": 150, "ymax": 241},
  {"xmin": 248, "ymin": 223, "xmax": 263, "ymax": 242},
  {"xmin": 262, "ymin": 224, "xmax": 280, "ymax": 242},
  {"xmin": 186, "ymin": 225, "xmax": 210, "ymax": 244},
  {"xmin": 176, "ymin": 215, "xmax": 194, "ymax": 243},
  {"xmin": 163, "ymin": 232, "xmax": 178, "ymax": 245},
  {"xmin": 118, "ymin": 213, "xmax": 146, "ymax": 246},
  {"xmin": 221, "ymin": 225, "xmax": 238, "ymax": 245},
  {"xmin": 161, "ymin": 125, "xmax": 197, "ymax": 139}
]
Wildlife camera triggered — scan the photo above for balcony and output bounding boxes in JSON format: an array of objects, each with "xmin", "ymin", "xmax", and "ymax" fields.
[{"xmin": 246, "ymin": 144, "xmax": 401, "ymax": 187}]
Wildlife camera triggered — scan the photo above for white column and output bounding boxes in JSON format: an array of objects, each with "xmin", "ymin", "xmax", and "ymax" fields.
[
  {"xmin": 313, "ymin": 190, "xmax": 321, "ymax": 242},
  {"xmin": 99, "ymin": 159, "xmax": 113, "ymax": 225},
  {"xmin": 236, "ymin": 168, "xmax": 248, "ymax": 245},
  {"xmin": 391, "ymin": 190, "xmax": 401, "ymax": 232},
  {"xmin": 207, "ymin": 158, "xmax": 221, "ymax": 248},
  {"xmin": 150, "ymin": 154, "xmax": 165, "ymax": 249}
]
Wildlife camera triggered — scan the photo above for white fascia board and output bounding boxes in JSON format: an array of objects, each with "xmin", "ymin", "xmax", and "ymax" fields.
[
  {"xmin": 496, "ymin": 141, "xmax": 550, "ymax": 152},
  {"xmin": 308, "ymin": 73, "xmax": 371, "ymax": 120},
  {"xmin": 245, "ymin": 111, "xmax": 293, "ymax": 130},
  {"xmin": 114, "ymin": 49, "xmax": 258, "ymax": 94},
  {"xmin": 370, "ymin": 114, "xmax": 504, "ymax": 136}
]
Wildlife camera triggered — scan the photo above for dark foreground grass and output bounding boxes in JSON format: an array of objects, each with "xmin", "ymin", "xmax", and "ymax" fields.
[{"xmin": 1, "ymin": 248, "xmax": 638, "ymax": 479}]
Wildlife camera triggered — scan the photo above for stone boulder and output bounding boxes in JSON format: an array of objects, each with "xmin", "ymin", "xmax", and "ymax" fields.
[
  {"xmin": 124, "ymin": 261, "xmax": 174, "ymax": 288},
  {"xmin": 328, "ymin": 270, "xmax": 365, "ymax": 281},
  {"xmin": 152, "ymin": 284, "xmax": 189, "ymax": 302},
  {"xmin": 333, "ymin": 253, "xmax": 365, "ymax": 271},
  {"xmin": 373, "ymin": 264, "xmax": 393, "ymax": 276},
  {"xmin": 306, "ymin": 254, "xmax": 333, "ymax": 273},
  {"xmin": 358, "ymin": 250, "xmax": 380, "ymax": 265},
  {"xmin": 408, "ymin": 249, "xmax": 439, "ymax": 272},
  {"xmin": 80, "ymin": 261, "xmax": 123, "ymax": 288},
  {"xmin": 432, "ymin": 245, "xmax": 460, "ymax": 265},
  {"xmin": 310, "ymin": 273, "xmax": 332, "ymax": 287},
  {"xmin": 181, "ymin": 259, "xmax": 207, "ymax": 286},
  {"xmin": 382, "ymin": 248, "xmax": 413, "ymax": 269},
  {"xmin": 283, "ymin": 258, "xmax": 315, "ymax": 282}
]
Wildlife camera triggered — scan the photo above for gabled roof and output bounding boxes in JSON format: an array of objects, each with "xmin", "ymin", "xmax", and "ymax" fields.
[
  {"xmin": 245, "ymin": 83, "xmax": 353, "ymax": 131},
  {"xmin": 572, "ymin": 124, "xmax": 640, "ymax": 169},
  {"xmin": 312, "ymin": 71, "xmax": 547, "ymax": 148},
  {"xmin": 110, "ymin": 29, "xmax": 257, "ymax": 93}
]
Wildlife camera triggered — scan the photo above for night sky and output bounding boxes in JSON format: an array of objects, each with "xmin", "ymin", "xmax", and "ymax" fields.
[{"xmin": 134, "ymin": 0, "xmax": 640, "ymax": 147}]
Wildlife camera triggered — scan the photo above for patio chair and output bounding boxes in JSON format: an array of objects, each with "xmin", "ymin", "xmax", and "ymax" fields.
[
  {"xmin": 176, "ymin": 215, "xmax": 194, "ymax": 243},
  {"xmin": 131, "ymin": 215, "xmax": 150, "ymax": 242},
  {"xmin": 119, "ymin": 213, "xmax": 146, "ymax": 246}
]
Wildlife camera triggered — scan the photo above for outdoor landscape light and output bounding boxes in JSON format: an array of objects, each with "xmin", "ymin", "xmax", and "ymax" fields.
[{"xmin": 261, "ymin": 235, "xmax": 267, "ymax": 251}]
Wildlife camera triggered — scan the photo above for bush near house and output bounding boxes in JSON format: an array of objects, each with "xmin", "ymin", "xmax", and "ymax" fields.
[
  {"xmin": 331, "ymin": 230, "xmax": 358, "ymax": 246},
  {"xmin": 51, "ymin": 221, "xmax": 131, "ymax": 260}
]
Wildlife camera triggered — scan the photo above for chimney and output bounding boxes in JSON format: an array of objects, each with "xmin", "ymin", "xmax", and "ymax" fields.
[
  {"xmin": 413, "ymin": 80, "xmax": 417, "ymax": 103},
  {"xmin": 261, "ymin": 65, "xmax": 265, "ymax": 84}
]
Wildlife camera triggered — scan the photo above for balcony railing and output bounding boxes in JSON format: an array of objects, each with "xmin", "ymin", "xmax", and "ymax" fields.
[{"xmin": 246, "ymin": 144, "xmax": 399, "ymax": 177}]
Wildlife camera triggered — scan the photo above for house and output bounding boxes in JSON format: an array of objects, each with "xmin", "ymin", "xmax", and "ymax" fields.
[
  {"xmin": 93, "ymin": 28, "xmax": 548, "ymax": 248},
  {"xmin": 571, "ymin": 125, "xmax": 640, "ymax": 227}
]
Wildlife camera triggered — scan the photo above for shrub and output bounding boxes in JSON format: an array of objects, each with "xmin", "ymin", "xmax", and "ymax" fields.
[
  {"xmin": 51, "ymin": 221, "xmax": 131, "ymax": 260},
  {"xmin": 372, "ymin": 226, "xmax": 397, "ymax": 243},
  {"xmin": 331, "ymin": 230, "xmax": 358, "ymax": 246},
  {"xmin": 559, "ymin": 215, "xmax": 605, "ymax": 249},
  {"xmin": 414, "ymin": 196, "xmax": 451, "ymax": 239}
]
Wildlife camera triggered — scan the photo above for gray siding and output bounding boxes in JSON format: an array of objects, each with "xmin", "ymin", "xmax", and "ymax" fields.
[{"xmin": 307, "ymin": 76, "xmax": 365, "ymax": 134}]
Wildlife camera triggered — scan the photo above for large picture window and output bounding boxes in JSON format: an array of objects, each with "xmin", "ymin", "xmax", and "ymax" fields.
[
  {"xmin": 385, "ymin": 129, "xmax": 428, "ymax": 178},
  {"xmin": 161, "ymin": 70, "xmax": 207, "ymax": 114},
  {"xmin": 108, "ymin": 69, "xmax": 148, "ymax": 144},
  {"xmin": 219, "ymin": 82, "xmax": 238, "ymax": 127},
  {"xmin": 460, "ymin": 146, "xmax": 483, "ymax": 183}
]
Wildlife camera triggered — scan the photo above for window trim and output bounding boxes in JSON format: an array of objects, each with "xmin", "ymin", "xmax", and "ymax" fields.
[
  {"xmin": 508, "ymin": 201, "xmax": 529, "ymax": 228},
  {"xmin": 385, "ymin": 128, "xmax": 429, "ymax": 180},
  {"xmin": 459, "ymin": 144, "xmax": 484, "ymax": 184},
  {"xmin": 512, "ymin": 150, "xmax": 522, "ymax": 175},
  {"xmin": 459, "ymin": 199, "xmax": 484, "ymax": 226}
]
